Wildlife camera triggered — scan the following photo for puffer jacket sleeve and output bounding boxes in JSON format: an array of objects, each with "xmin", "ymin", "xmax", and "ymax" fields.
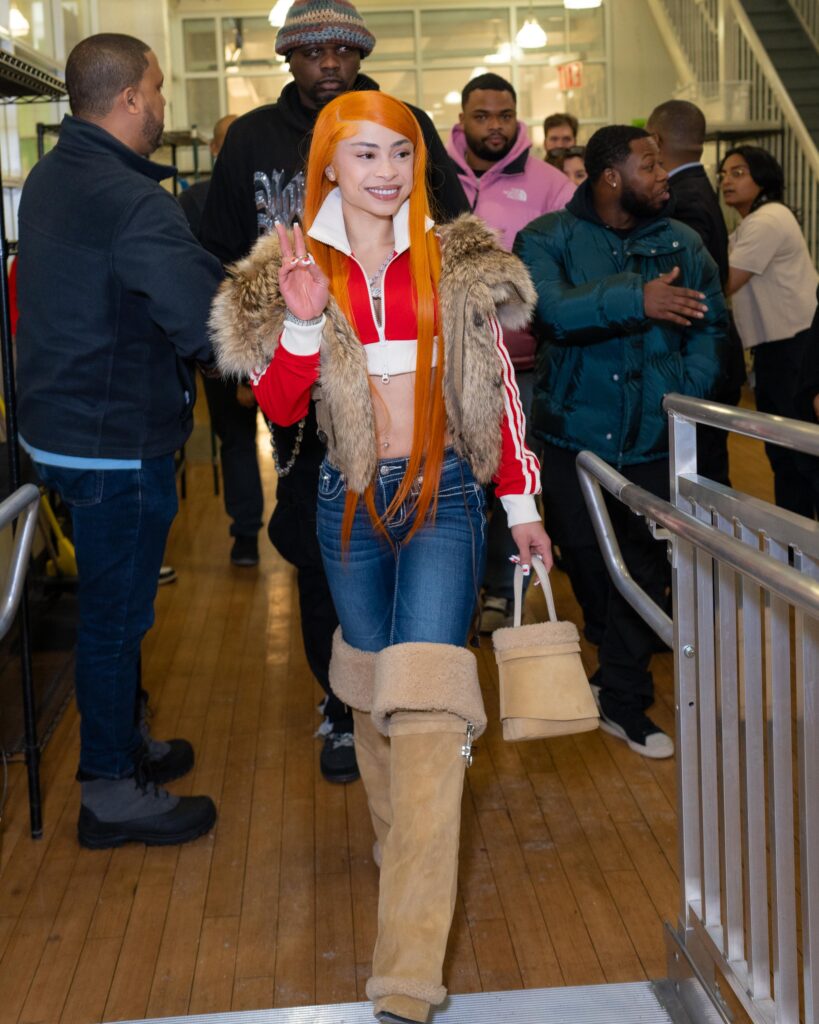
[{"xmin": 514, "ymin": 215, "xmax": 647, "ymax": 346}]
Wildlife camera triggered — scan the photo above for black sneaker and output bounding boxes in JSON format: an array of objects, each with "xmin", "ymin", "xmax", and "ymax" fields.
[
  {"xmin": 158, "ymin": 564, "xmax": 177, "ymax": 586},
  {"xmin": 78, "ymin": 770, "xmax": 216, "ymax": 849},
  {"xmin": 590, "ymin": 683, "xmax": 674, "ymax": 759},
  {"xmin": 376, "ymin": 1014, "xmax": 420, "ymax": 1023},
  {"xmin": 319, "ymin": 730, "xmax": 359, "ymax": 784},
  {"xmin": 231, "ymin": 535, "xmax": 259, "ymax": 567}
]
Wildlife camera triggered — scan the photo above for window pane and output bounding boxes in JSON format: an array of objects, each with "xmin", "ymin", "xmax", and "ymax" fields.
[
  {"xmin": 186, "ymin": 78, "xmax": 221, "ymax": 133},
  {"xmin": 420, "ymin": 9, "xmax": 508, "ymax": 61},
  {"xmin": 61, "ymin": 0, "xmax": 85, "ymax": 56},
  {"xmin": 365, "ymin": 11, "xmax": 415, "ymax": 62},
  {"xmin": 420, "ymin": 67, "xmax": 510, "ymax": 133},
  {"xmin": 515, "ymin": 6, "xmax": 569, "ymax": 59},
  {"xmin": 518, "ymin": 60, "xmax": 605, "ymax": 131},
  {"xmin": 368, "ymin": 69, "xmax": 417, "ymax": 108},
  {"xmin": 226, "ymin": 72, "xmax": 292, "ymax": 118},
  {"xmin": 222, "ymin": 17, "xmax": 279, "ymax": 70},
  {"xmin": 183, "ymin": 19, "xmax": 218, "ymax": 73},
  {"xmin": 10, "ymin": 1, "xmax": 54, "ymax": 57},
  {"xmin": 568, "ymin": 5, "xmax": 605, "ymax": 60}
]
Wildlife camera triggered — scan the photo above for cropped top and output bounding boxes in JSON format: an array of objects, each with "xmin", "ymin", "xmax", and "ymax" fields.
[{"xmin": 249, "ymin": 191, "xmax": 540, "ymax": 525}]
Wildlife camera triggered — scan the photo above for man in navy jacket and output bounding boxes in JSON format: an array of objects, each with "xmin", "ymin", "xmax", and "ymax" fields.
[{"xmin": 16, "ymin": 33, "xmax": 220, "ymax": 848}]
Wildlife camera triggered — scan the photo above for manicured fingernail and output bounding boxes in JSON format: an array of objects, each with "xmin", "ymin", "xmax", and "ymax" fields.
[
  {"xmin": 534, "ymin": 579, "xmax": 541, "ymax": 588},
  {"xmin": 521, "ymin": 564, "xmax": 530, "ymax": 576},
  {"xmin": 533, "ymin": 552, "xmax": 543, "ymax": 560},
  {"xmin": 509, "ymin": 555, "xmax": 520, "ymax": 564}
]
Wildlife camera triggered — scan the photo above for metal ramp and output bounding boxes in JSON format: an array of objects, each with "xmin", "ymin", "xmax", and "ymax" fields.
[{"xmin": 118, "ymin": 979, "xmax": 725, "ymax": 1024}]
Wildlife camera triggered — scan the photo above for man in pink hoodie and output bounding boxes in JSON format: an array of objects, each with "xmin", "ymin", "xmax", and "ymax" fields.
[{"xmin": 447, "ymin": 72, "xmax": 574, "ymax": 630}]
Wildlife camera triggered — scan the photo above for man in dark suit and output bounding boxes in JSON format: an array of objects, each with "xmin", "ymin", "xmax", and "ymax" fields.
[{"xmin": 648, "ymin": 99, "xmax": 745, "ymax": 486}]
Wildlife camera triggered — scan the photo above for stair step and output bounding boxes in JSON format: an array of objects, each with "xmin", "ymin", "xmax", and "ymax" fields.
[
  {"xmin": 115, "ymin": 983, "xmax": 698, "ymax": 1024},
  {"xmin": 752, "ymin": 29, "xmax": 810, "ymax": 47},
  {"xmin": 750, "ymin": 11, "xmax": 802, "ymax": 32},
  {"xmin": 772, "ymin": 53, "xmax": 819, "ymax": 71},
  {"xmin": 742, "ymin": 0, "xmax": 791, "ymax": 11}
]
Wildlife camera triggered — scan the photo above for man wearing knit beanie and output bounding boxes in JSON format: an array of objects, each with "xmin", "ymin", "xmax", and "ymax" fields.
[{"xmin": 200, "ymin": 1, "xmax": 468, "ymax": 788}]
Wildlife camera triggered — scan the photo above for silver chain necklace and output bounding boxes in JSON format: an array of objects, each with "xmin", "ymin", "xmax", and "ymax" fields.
[{"xmin": 367, "ymin": 251, "xmax": 394, "ymax": 300}]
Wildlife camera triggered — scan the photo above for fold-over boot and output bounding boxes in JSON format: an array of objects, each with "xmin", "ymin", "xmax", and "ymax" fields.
[
  {"xmin": 366, "ymin": 642, "xmax": 487, "ymax": 1024},
  {"xmin": 329, "ymin": 629, "xmax": 388, "ymax": 854},
  {"xmin": 353, "ymin": 708, "xmax": 391, "ymax": 864}
]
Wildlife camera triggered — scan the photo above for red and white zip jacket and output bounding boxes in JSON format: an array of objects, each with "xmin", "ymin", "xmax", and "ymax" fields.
[{"xmin": 251, "ymin": 192, "xmax": 540, "ymax": 526}]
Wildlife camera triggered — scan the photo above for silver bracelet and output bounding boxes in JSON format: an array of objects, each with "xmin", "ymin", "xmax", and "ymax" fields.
[{"xmin": 284, "ymin": 309, "xmax": 324, "ymax": 327}]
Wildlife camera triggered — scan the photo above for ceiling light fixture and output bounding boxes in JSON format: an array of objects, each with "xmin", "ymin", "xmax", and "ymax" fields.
[
  {"xmin": 484, "ymin": 41, "xmax": 524, "ymax": 64},
  {"xmin": 515, "ymin": 16, "xmax": 547, "ymax": 49},
  {"xmin": 268, "ymin": 0, "xmax": 294, "ymax": 28},
  {"xmin": 9, "ymin": 6, "xmax": 30, "ymax": 37}
]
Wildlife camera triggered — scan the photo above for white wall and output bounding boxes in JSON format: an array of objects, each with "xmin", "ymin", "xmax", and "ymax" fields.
[{"xmin": 609, "ymin": 0, "xmax": 681, "ymax": 125}]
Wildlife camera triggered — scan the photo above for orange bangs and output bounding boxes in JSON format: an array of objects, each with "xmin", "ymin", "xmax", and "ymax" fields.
[{"xmin": 303, "ymin": 91, "xmax": 446, "ymax": 548}]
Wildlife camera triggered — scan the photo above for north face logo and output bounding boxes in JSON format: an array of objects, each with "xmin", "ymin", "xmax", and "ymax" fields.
[{"xmin": 504, "ymin": 188, "xmax": 528, "ymax": 202}]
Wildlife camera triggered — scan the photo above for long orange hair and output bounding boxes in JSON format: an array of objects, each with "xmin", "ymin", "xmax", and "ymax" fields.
[{"xmin": 303, "ymin": 91, "xmax": 446, "ymax": 545}]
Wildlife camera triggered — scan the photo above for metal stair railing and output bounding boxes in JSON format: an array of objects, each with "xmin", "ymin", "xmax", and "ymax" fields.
[
  {"xmin": 788, "ymin": 0, "xmax": 819, "ymax": 56},
  {"xmin": 655, "ymin": 0, "xmax": 819, "ymax": 267},
  {"xmin": 0, "ymin": 483, "xmax": 41, "ymax": 640},
  {"xmin": 576, "ymin": 394, "xmax": 819, "ymax": 1024}
]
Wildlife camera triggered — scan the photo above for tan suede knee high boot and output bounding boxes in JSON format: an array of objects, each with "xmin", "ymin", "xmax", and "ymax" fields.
[
  {"xmin": 365, "ymin": 642, "xmax": 487, "ymax": 1024},
  {"xmin": 352, "ymin": 708, "xmax": 391, "ymax": 862},
  {"xmin": 328, "ymin": 630, "xmax": 389, "ymax": 858}
]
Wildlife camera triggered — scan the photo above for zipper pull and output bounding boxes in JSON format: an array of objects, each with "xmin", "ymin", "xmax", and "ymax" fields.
[
  {"xmin": 381, "ymin": 371, "xmax": 390, "ymax": 384},
  {"xmin": 461, "ymin": 722, "xmax": 475, "ymax": 767}
]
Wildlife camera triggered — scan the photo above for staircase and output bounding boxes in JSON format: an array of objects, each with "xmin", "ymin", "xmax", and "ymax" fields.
[{"xmin": 740, "ymin": 0, "xmax": 819, "ymax": 142}]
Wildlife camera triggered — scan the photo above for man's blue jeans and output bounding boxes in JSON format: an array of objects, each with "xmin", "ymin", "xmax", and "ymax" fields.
[
  {"xmin": 317, "ymin": 449, "xmax": 487, "ymax": 653},
  {"xmin": 34, "ymin": 455, "xmax": 178, "ymax": 778}
]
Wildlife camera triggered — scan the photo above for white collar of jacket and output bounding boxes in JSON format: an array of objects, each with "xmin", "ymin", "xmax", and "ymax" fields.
[
  {"xmin": 211, "ymin": 214, "xmax": 536, "ymax": 492},
  {"xmin": 307, "ymin": 187, "xmax": 435, "ymax": 257}
]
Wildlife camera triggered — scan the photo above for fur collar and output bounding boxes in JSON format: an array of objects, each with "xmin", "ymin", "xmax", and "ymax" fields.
[{"xmin": 210, "ymin": 214, "xmax": 536, "ymax": 488}]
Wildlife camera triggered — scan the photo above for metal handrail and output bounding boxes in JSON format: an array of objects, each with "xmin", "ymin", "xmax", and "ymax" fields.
[
  {"xmin": 576, "ymin": 450, "xmax": 819, "ymax": 624},
  {"xmin": 664, "ymin": 393, "xmax": 819, "ymax": 455},
  {"xmin": 0, "ymin": 484, "xmax": 40, "ymax": 640},
  {"xmin": 788, "ymin": 0, "xmax": 819, "ymax": 56}
]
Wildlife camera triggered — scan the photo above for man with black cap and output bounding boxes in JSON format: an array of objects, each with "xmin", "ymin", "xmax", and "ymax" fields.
[{"xmin": 200, "ymin": 0, "xmax": 469, "ymax": 786}]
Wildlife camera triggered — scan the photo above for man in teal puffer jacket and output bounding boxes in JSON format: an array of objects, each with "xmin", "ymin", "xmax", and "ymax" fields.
[{"xmin": 515, "ymin": 124, "xmax": 727, "ymax": 758}]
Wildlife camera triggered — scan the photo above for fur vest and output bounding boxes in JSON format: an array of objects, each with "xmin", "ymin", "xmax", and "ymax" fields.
[{"xmin": 210, "ymin": 214, "xmax": 536, "ymax": 492}]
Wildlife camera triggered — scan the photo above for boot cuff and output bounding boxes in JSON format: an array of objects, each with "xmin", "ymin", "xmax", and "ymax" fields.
[
  {"xmin": 371, "ymin": 642, "xmax": 487, "ymax": 738},
  {"xmin": 366, "ymin": 974, "xmax": 447, "ymax": 1008},
  {"xmin": 328, "ymin": 628, "xmax": 377, "ymax": 712}
]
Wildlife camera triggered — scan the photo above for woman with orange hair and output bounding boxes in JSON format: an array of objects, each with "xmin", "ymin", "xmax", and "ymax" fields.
[{"xmin": 212, "ymin": 89, "xmax": 550, "ymax": 1023}]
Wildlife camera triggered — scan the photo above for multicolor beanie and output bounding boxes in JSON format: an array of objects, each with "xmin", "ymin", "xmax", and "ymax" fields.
[{"xmin": 275, "ymin": 0, "xmax": 376, "ymax": 58}]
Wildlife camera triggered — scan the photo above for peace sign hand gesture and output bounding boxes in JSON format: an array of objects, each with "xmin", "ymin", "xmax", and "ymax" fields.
[{"xmin": 276, "ymin": 221, "xmax": 329, "ymax": 322}]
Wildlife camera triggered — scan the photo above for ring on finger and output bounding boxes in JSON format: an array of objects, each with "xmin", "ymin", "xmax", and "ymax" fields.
[{"xmin": 299, "ymin": 254, "xmax": 314, "ymax": 265}]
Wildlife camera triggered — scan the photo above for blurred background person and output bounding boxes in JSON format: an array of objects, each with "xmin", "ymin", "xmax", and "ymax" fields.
[
  {"xmin": 180, "ymin": 112, "xmax": 264, "ymax": 569},
  {"xmin": 548, "ymin": 144, "xmax": 587, "ymax": 186},
  {"xmin": 720, "ymin": 145, "xmax": 819, "ymax": 516},
  {"xmin": 648, "ymin": 99, "xmax": 745, "ymax": 486},
  {"xmin": 543, "ymin": 111, "xmax": 578, "ymax": 157}
]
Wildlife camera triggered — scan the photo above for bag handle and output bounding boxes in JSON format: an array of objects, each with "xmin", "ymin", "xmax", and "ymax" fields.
[{"xmin": 512, "ymin": 558, "xmax": 557, "ymax": 627}]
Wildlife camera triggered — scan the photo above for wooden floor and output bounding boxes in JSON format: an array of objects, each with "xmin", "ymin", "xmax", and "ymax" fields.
[{"xmin": 0, "ymin": 411, "xmax": 776, "ymax": 1024}]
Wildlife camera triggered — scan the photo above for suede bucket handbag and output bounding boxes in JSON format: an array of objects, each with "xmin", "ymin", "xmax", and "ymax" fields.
[{"xmin": 492, "ymin": 560, "xmax": 599, "ymax": 741}]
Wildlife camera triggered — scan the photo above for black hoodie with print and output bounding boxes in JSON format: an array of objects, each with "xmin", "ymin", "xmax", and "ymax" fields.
[{"xmin": 200, "ymin": 74, "xmax": 469, "ymax": 266}]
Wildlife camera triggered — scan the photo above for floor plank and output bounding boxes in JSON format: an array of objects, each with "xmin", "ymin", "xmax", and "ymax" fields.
[{"xmin": 0, "ymin": 407, "xmax": 776, "ymax": 1023}]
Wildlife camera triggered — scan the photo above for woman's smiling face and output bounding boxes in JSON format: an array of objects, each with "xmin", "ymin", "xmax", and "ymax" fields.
[{"xmin": 327, "ymin": 120, "xmax": 415, "ymax": 220}]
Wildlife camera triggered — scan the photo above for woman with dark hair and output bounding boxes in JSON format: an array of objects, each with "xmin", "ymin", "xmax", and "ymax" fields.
[
  {"xmin": 720, "ymin": 145, "xmax": 819, "ymax": 515},
  {"xmin": 547, "ymin": 144, "xmax": 588, "ymax": 186},
  {"xmin": 212, "ymin": 89, "xmax": 550, "ymax": 1023}
]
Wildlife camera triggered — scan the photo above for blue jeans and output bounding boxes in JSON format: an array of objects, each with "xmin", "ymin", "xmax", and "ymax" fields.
[
  {"xmin": 317, "ymin": 449, "xmax": 487, "ymax": 653},
  {"xmin": 34, "ymin": 455, "xmax": 178, "ymax": 778}
]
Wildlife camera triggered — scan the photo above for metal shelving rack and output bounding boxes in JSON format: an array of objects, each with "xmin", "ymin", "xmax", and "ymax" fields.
[{"xmin": 0, "ymin": 49, "xmax": 66, "ymax": 838}]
